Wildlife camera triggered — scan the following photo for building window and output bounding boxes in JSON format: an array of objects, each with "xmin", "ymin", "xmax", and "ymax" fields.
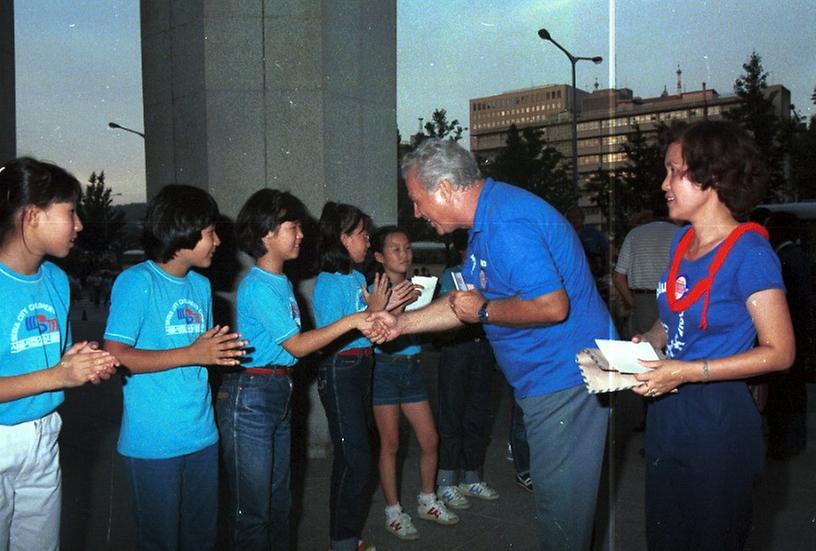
[
  {"xmin": 602, "ymin": 152, "xmax": 627, "ymax": 164},
  {"xmin": 577, "ymin": 121, "xmax": 600, "ymax": 131}
]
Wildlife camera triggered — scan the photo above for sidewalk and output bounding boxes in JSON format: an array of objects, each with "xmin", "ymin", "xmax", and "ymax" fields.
[{"xmin": 59, "ymin": 298, "xmax": 816, "ymax": 550}]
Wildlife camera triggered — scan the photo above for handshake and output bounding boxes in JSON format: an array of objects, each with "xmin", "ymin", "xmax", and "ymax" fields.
[{"xmin": 360, "ymin": 285, "xmax": 488, "ymax": 344}]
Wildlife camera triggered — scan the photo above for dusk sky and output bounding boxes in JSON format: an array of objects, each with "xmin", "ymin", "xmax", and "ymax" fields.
[{"xmin": 14, "ymin": 1, "xmax": 816, "ymax": 204}]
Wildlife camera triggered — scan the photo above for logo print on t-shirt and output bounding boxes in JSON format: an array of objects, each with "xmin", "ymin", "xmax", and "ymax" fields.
[
  {"xmin": 290, "ymin": 298, "xmax": 301, "ymax": 328},
  {"xmin": 356, "ymin": 288, "xmax": 367, "ymax": 312},
  {"xmin": 674, "ymin": 275, "xmax": 688, "ymax": 300},
  {"xmin": 10, "ymin": 303, "xmax": 60, "ymax": 353},
  {"xmin": 165, "ymin": 298, "xmax": 205, "ymax": 336},
  {"xmin": 478, "ymin": 259, "xmax": 488, "ymax": 290}
]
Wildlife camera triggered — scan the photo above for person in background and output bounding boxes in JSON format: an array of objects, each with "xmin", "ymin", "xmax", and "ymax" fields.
[
  {"xmin": 566, "ymin": 205, "xmax": 610, "ymax": 278},
  {"xmin": 434, "ymin": 228, "xmax": 501, "ymax": 509},
  {"xmin": 613, "ymin": 195, "xmax": 680, "ymax": 339},
  {"xmin": 763, "ymin": 211, "xmax": 811, "ymax": 460}
]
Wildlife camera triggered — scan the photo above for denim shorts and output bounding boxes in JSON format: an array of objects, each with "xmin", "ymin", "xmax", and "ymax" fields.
[{"xmin": 372, "ymin": 353, "xmax": 428, "ymax": 405}]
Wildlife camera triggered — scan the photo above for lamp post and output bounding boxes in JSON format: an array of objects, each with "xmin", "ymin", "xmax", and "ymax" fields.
[
  {"xmin": 537, "ymin": 28, "xmax": 602, "ymax": 197},
  {"xmin": 108, "ymin": 121, "xmax": 144, "ymax": 139}
]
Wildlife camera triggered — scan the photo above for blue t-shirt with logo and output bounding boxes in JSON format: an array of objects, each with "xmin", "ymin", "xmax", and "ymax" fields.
[
  {"xmin": 104, "ymin": 261, "xmax": 217, "ymax": 459},
  {"xmin": 0, "ymin": 261, "xmax": 70, "ymax": 425},
  {"xmin": 464, "ymin": 179, "xmax": 616, "ymax": 398},
  {"xmin": 237, "ymin": 266, "xmax": 299, "ymax": 368},
  {"xmin": 648, "ymin": 226, "xmax": 783, "ymax": 472},
  {"xmin": 312, "ymin": 270, "xmax": 370, "ymax": 351}
]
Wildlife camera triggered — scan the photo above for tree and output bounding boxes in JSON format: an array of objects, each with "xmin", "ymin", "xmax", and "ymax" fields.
[
  {"xmin": 723, "ymin": 51, "xmax": 788, "ymax": 201},
  {"xmin": 486, "ymin": 124, "xmax": 576, "ymax": 213},
  {"xmin": 585, "ymin": 124, "xmax": 667, "ymax": 246},
  {"xmin": 421, "ymin": 108, "xmax": 464, "ymax": 142},
  {"xmin": 77, "ymin": 171, "xmax": 126, "ymax": 254},
  {"xmin": 784, "ymin": 89, "xmax": 816, "ymax": 200}
]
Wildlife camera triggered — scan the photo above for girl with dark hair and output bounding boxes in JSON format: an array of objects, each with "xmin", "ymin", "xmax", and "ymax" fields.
[
  {"xmin": 217, "ymin": 190, "xmax": 385, "ymax": 550},
  {"xmin": 0, "ymin": 158, "xmax": 119, "ymax": 550},
  {"xmin": 369, "ymin": 226, "xmax": 456, "ymax": 541},
  {"xmin": 631, "ymin": 120, "xmax": 794, "ymax": 550},
  {"xmin": 312, "ymin": 203, "xmax": 412, "ymax": 551}
]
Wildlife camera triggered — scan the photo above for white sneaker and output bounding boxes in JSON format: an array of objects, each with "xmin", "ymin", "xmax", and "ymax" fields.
[
  {"xmin": 385, "ymin": 511, "xmax": 419, "ymax": 540},
  {"xmin": 417, "ymin": 497, "xmax": 460, "ymax": 525},
  {"xmin": 436, "ymin": 485, "xmax": 471, "ymax": 509},
  {"xmin": 458, "ymin": 481, "xmax": 500, "ymax": 500}
]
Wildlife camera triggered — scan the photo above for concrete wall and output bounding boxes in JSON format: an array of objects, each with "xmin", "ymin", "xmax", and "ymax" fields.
[
  {"xmin": 0, "ymin": 0, "xmax": 15, "ymax": 163},
  {"xmin": 140, "ymin": 0, "xmax": 397, "ymax": 224}
]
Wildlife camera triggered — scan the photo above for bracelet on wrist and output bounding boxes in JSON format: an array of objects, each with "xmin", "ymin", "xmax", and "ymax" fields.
[{"xmin": 701, "ymin": 360, "xmax": 710, "ymax": 383}]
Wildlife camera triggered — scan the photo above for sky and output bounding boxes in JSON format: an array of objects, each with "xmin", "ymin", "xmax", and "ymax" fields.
[{"xmin": 13, "ymin": 1, "xmax": 816, "ymax": 205}]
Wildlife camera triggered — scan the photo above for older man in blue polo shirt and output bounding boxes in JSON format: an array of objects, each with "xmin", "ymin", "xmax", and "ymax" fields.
[{"xmin": 373, "ymin": 138, "xmax": 615, "ymax": 550}]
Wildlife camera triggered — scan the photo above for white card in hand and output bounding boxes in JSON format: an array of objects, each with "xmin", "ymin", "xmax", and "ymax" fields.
[
  {"xmin": 594, "ymin": 339, "xmax": 659, "ymax": 374},
  {"xmin": 406, "ymin": 276, "xmax": 438, "ymax": 311},
  {"xmin": 451, "ymin": 271, "xmax": 468, "ymax": 291}
]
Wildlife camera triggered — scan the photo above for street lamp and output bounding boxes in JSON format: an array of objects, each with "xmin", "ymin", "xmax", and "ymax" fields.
[
  {"xmin": 537, "ymin": 28, "xmax": 602, "ymax": 197},
  {"xmin": 108, "ymin": 121, "xmax": 144, "ymax": 139}
]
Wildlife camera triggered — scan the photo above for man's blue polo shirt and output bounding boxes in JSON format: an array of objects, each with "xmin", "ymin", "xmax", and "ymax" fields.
[{"xmin": 464, "ymin": 178, "xmax": 616, "ymax": 398}]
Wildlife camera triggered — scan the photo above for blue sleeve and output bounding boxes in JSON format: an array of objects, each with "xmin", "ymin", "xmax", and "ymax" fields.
[
  {"xmin": 489, "ymin": 220, "xmax": 563, "ymax": 300},
  {"xmin": 313, "ymin": 276, "xmax": 347, "ymax": 327},
  {"xmin": 246, "ymin": 283, "xmax": 299, "ymax": 344},
  {"xmin": 735, "ymin": 235, "xmax": 784, "ymax": 301},
  {"xmin": 104, "ymin": 270, "xmax": 146, "ymax": 345}
]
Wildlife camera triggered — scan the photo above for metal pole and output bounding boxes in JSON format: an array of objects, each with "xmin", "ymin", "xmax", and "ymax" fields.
[
  {"xmin": 571, "ymin": 60, "xmax": 579, "ymax": 196},
  {"xmin": 537, "ymin": 29, "xmax": 602, "ymax": 200},
  {"xmin": 108, "ymin": 122, "xmax": 145, "ymax": 139}
]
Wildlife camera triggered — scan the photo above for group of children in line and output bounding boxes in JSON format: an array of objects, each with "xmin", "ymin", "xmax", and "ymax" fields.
[{"xmin": 0, "ymin": 156, "xmax": 499, "ymax": 551}]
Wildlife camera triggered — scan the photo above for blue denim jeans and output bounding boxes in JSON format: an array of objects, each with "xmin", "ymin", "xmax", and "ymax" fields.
[
  {"xmin": 372, "ymin": 353, "xmax": 427, "ymax": 405},
  {"xmin": 317, "ymin": 353, "xmax": 374, "ymax": 551},
  {"xmin": 217, "ymin": 371, "xmax": 293, "ymax": 551},
  {"xmin": 510, "ymin": 397, "xmax": 530, "ymax": 478},
  {"xmin": 124, "ymin": 443, "xmax": 218, "ymax": 551},
  {"xmin": 518, "ymin": 384, "xmax": 608, "ymax": 551},
  {"xmin": 436, "ymin": 338, "xmax": 494, "ymax": 486}
]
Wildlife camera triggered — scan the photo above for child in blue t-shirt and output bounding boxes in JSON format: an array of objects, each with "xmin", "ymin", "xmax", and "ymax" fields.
[
  {"xmin": 0, "ymin": 158, "xmax": 118, "ymax": 551},
  {"xmin": 104, "ymin": 185, "xmax": 246, "ymax": 551},
  {"xmin": 312, "ymin": 203, "xmax": 414, "ymax": 551},
  {"xmin": 369, "ymin": 226, "xmax": 458, "ymax": 541},
  {"xmin": 218, "ymin": 190, "xmax": 384, "ymax": 551}
]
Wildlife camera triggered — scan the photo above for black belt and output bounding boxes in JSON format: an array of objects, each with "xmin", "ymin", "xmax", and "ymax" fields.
[{"xmin": 631, "ymin": 289, "xmax": 654, "ymax": 295}]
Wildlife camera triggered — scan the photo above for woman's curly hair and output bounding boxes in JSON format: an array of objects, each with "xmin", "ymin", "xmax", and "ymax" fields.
[{"xmin": 669, "ymin": 120, "xmax": 768, "ymax": 217}]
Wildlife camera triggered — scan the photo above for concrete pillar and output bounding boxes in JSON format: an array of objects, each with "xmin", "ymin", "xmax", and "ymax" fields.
[
  {"xmin": 0, "ymin": 0, "xmax": 15, "ymax": 163},
  {"xmin": 139, "ymin": 0, "xmax": 397, "ymax": 223},
  {"xmin": 140, "ymin": 0, "xmax": 397, "ymax": 457}
]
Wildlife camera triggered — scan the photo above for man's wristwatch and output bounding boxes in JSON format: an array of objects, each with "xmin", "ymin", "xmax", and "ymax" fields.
[{"xmin": 477, "ymin": 300, "xmax": 490, "ymax": 324}]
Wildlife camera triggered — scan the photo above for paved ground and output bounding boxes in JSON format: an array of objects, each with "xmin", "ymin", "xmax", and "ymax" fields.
[{"xmin": 58, "ymin": 298, "xmax": 816, "ymax": 550}]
